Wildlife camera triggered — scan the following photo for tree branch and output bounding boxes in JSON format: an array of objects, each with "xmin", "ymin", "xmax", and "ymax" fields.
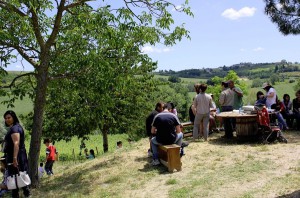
[
  {"xmin": 30, "ymin": 7, "xmax": 45, "ymax": 48},
  {"xmin": 49, "ymin": 65, "xmax": 93, "ymax": 81},
  {"xmin": 14, "ymin": 47, "xmax": 39, "ymax": 68},
  {"xmin": 64, "ymin": 0, "xmax": 92, "ymax": 10},
  {"xmin": 0, "ymin": 1, "xmax": 27, "ymax": 17},
  {"xmin": 45, "ymin": 0, "xmax": 66, "ymax": 49},
  {"xmin": 0, "ymin": 72, "xmax": 36, "ymax": 89}
]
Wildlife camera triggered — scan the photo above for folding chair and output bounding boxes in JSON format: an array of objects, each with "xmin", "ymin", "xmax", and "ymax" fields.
[{"xmin": 257, "ymin": 107, "xmax": 287, "ymax": 144}]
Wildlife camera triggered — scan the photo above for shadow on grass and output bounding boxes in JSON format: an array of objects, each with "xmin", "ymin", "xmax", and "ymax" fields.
[
  {"xmin": 135, "ymin": 155, "xmax": 178, "ymax": 174},
  {"xmin": 33, "ymin": 156, "xmax": 122, "ymax": 197},
  {"xmin": 276, "ymin": 190, "xmax": 300, "ymax": 198},
  {"xmin": 201, "ymin": 129, "xmax": 300, "ymax": 146}
]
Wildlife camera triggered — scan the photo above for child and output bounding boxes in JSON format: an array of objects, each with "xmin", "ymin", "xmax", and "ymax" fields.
[
  {"xmin": 84, "ymin": 148, "xmax": 89, "ymax": 159},
  {"xmin": 88, "ymin": 149, "xmax": 95, "ymax": 159},
  {"xmin": 38, "ymin": 162, "xmax": 45, "ymax": 179},
  {"xmin": 43, "ymin": 138, "xmax": 58, "ymax": 176},
  {"xmin": 0, "ymin": 157, "xmax": 8, "ymax": 197},
  {"xmin": 116, "ymin": 141, "xmax": 122, "ymax": 149}
]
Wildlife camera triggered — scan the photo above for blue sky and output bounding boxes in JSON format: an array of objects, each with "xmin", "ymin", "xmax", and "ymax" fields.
[
  {"xmin": 143, "ymin": 0, "xmax": 300, "ymax": 71},
  {"xmin": 6, "ymin": 0, "xmax": 300, "ymax": 71}
]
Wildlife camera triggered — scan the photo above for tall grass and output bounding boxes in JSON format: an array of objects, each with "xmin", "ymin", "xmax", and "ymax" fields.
[{"xmin": 28, "ymin": 133, "xmax": 130, "ymax": 162}]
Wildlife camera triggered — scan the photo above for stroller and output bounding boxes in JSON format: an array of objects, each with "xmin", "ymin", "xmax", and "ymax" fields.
[{"xmin": 256, "ymin": 106, "xmax": 287, "ymax": 144}]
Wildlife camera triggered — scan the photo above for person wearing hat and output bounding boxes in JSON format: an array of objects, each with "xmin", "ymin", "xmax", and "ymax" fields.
[
  {"xmin": 219, "ymin": 81, "xmax": 235, "ymax": 138},
  {"xmin": 262, "ymin": 82, "xmax": 277, "ymax": 109}
]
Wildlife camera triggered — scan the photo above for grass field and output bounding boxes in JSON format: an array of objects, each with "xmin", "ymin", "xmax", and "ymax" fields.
[
  {"xmin": 32, "ymin": 131, "xmax": 300, "ymax": 198},
  {"xmin": 0, "ymin": 96, "xmax": 33, "ymax": 116},
  {"xmin": 37, "ymin": 134, "xmax": 130, "ymax": 162}
]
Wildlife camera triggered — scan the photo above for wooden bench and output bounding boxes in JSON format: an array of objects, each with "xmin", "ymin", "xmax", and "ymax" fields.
[
  {"xmin": 181, "ymin": 121, "xmax": 193, "ymax": 138},
  {"xmin": 158, "ymin": 144, "xmax": 182, "ymax": 172}
]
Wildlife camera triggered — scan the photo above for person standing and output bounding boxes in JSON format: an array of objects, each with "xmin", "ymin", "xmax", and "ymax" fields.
[
  {"xmin": 3, "ymin": 110, "xmax": 30, "ymax": 198},
  {"xmin": 43, "ymin": 138, "xmax": 57, "ymax": 176},
  {"xmin": 262, "ymin": 82, "xmax": 277, "ymax": 109},
  {"xmin": 227, "ymin": 80, "xmax": 243, "ymax": 110},
  {"xmin": 219, "ymin": 82, "xmax": 234, "ymax": 138},
  {"xmin": 150, "ymin": 103, "xmax": 183, "ymax": 166},
  {"xmin": 192, "ymin": 84, "xmax": 213, "ymax": 141}
]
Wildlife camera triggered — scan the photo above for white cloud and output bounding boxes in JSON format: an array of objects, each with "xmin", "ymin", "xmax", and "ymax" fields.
[
  {"xmin": 240, "ymin": 48, "xmax": 246, "ymax": 52},
  {"xmin": 141, "ymin": 46, "xmax": 172, "ymax": 54},
  {"xmin": 222, "ymin": 7, "xmax": 256, "ymax": 20},
  {"xmin": 253, "ymin": 47, "xmax": 264, "ymax": 51}
]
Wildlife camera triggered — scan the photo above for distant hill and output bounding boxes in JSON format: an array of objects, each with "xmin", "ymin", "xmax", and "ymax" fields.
[{"xmin": 155, "ymin": 61, "xmax": 300, "ymax": 79}]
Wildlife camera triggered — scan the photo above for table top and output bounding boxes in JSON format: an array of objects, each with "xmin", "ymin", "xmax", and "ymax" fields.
[{"xmin": 216, "ymin": 111, "xmax": 257, "ymax": 118}]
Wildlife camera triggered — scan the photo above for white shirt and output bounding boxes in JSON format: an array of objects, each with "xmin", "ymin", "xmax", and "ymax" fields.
[{"xmin": 266, "ymin": 87, "xmax": 277, "ymax": 108}]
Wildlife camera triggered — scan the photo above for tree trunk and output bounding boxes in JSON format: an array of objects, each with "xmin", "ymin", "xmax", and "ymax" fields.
[
  {"xmin": 102, "ymin": 124, "xmax": 109, "ymax": 152},
  {"xmin": 28, "ymin": 64, "xmax": 49, "ymax": 187}
]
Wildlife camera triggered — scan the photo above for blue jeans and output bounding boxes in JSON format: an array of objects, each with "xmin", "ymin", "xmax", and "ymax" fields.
[
  {"xmin": 151, "ymin": 132, "xmax": 183, "ymax": 160},
  {"xmin": 276, "ymin": 112, "xmax": 288, "ymax": 130}
]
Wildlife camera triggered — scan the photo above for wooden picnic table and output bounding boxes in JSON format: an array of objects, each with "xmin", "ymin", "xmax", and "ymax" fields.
[{"xmin": 216, "ymin": 111, "xmax": 258, "ymax": 141}]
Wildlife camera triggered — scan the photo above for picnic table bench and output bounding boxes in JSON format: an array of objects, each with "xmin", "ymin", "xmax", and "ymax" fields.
[{"xmin": 181, "ymin": 121, "xmax": 193, "ymax": 138}]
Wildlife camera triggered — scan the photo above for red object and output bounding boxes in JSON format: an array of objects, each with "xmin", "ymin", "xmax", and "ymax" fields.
[
  {"xmin": 257, "ymin": 107, "xmax": 270, "ymax": 127},
  {"xmin": 47, "ymin": 145, "xmax": 56, "ymax": 161}
]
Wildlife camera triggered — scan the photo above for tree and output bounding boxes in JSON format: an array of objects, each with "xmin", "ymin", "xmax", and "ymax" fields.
[
  {"xmin": 270, "ymin": 73, "xmax": 280, "ymax": 85},
  {"xmin": 207, "ymin": 70, "xmax": 248, "ymax": 107},
  {"xmin": 168, "ymin": 75, "xmax": 181, "ymax": 83},
  {"xmin": 0, "ymin": 0, "xmax": 192, "ymax": 186},
  {"xmin": 264, "ymin": 0, "xmax": 300, "ymax": 35}
]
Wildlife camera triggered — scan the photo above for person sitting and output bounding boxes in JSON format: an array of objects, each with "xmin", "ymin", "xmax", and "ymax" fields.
[
  {"xmin": 282, "ymin": 94, "xmax": 294, "ymax": 128},
  {"xmin": 188, "ymin": 97, "xmax": 196, "ymax": 123},
  {"xmin": 209, "ymin": 94, "xmax": 218, "ymax": 133},
  {"xmin": 38, "ymin": 162, "xmax": 45, "ymax": 179},
  {"xmin": 167, "ymin": 102, "xmax": 178, "ymax": 116},
  {"xmin": 88, "ymin": 149, "xmax": 95, "ymax": 159},
  {"xmin": 292, "ymin": 90, "xmax": 300, "ymax": 130},
  {"xmin": 84, "ymin": 148, "xmax": 89, "ymax": 159},
  {"xmin": 116, "ymin": 141, "xmax": 123, "ymax": 149},
  {"xmin": 145, "ymin": 102, "xmax": 164, "ymax": 157},
  {"xmin": 274, "ymin": 97, "xmax": 289, "ymax": 130},
  {"xmin": 150, "ymin": 103, "xmax": 183, "ymax": 166},
  {"xmin": 254, "ymin": 91, "xmax": 266, "ymax": 108},
  {"xmin": 0, "ymin": 156, "xmax": 8, "ymax": 197}
]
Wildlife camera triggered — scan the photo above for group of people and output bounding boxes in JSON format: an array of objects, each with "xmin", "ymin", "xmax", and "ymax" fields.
[
  {"xmin": 190, "ymin": 80, "xmax": 243, "ymax": 140},
  {"xmin": 255, "ymin": 83, "xmax": 300, "ymax": 130},
  {"xmin": 1, "ymin": 111, "xmax": 61, "ymax": 197},
  {"xmin": 79, "ymin": 141, "xmax": 96, "ymax": 159}
]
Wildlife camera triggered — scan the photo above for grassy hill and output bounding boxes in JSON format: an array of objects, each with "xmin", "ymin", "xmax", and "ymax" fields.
[{"xmin": 32, "ymin": 132, "xmax": 300, "ymax": 198}]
